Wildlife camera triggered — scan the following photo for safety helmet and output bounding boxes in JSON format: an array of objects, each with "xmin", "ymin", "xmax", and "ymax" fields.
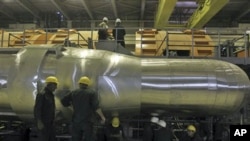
[
  {"xmin": 78, "ymin": 76, "xmax": 90, "ymax": 86},
  {"xmin": 45, "ymin": 76, "xmax": 59, "ymax": 84},
  {"xmin": 157, "ymin": 120, "xmax": 166, "ymax": 128},
  {"xmin": 115, "ymin": 18, "xmax": 121, "ymax": 23},
  {"xmin": 103, "ymin": 17, "xmax": 108, "ymax": 22},
  {"xmin": 187, "ymin": 125, "xmax": 196, "ymax": 132},
  {"xmin": 112, "ymin": 117, "xmax": 120, "ymax": 128},
  {"xmin": 150, "ymin": 116, "xmax": 159, "ymax": 123}
]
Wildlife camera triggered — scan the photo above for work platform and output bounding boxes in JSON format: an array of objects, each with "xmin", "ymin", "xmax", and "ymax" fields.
[{"xmin": 0, "ymin": 28, "xmax": 250, "ymax": 65}]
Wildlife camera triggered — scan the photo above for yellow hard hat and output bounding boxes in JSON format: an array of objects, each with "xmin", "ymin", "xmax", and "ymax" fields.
[
  {"xmin": 187, "ymin": 125, "xmax": 196, "ymax": 132},
  {"xmin": 112, "ymin": 117, "xmax": 120, "ymax": 128},
  {"xmin": 45, "ymin": 76, "xmax": 59, "ymax": 84},
  {"xmin": 78, "ymin": 76, "xmax": 90, "ymax": 86}
]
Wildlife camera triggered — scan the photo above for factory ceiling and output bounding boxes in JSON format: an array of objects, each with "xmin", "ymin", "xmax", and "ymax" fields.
[{"xmin": 0, "ymin": 0, "xmax": 249, "ymax": 28}]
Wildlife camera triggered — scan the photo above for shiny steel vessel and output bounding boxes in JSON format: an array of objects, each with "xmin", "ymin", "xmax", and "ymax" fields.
[{"xmin": 0, "ymin": 45, "xmax": 249, "ymax": 121}]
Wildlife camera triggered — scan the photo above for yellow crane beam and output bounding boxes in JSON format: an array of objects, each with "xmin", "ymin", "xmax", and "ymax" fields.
[
  {"xmin": 154, "ymin": 0, "xmax": 177, "ymax": 28},
  {"xmin": 165, "ymin": 24, "xmax": 186, "ymax": 28},
  {"xmin": 187, "ymin": 0, "xmax": 229, "ymax": 29}
]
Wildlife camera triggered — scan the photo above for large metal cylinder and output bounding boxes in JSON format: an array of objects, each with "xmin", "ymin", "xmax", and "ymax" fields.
[
  {"xmin": 0, "ymin": 46, "xmax": 249, "ymax": 120},
  {"xmin": 140, "ymin": 58, "xmax": 249, "ymax": 116}
]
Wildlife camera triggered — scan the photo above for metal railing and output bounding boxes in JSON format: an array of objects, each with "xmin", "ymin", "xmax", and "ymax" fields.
[
  {"xmin": 8, "ymin": 33, "xmax": 32, "ymax": 47},
  {"xmin": 1, "ymin": 27, "xmax": 250, "ymax": 64}
]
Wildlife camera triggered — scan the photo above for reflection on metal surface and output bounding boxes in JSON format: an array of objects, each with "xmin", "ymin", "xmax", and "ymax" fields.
[
  {"xmin": 140, "ymin": 58, "xmax": 249, "ymax": 116},
  {"xmin": 0, "ymin": 46, "xmax": 249, "ymax": 121},
  {"xmin": 0, "ymin": 76, "xmax": 7, "ymax": 88},
  {"xmin": 0, "ymin": 112, "xmax": 17, "ymax": 116}
]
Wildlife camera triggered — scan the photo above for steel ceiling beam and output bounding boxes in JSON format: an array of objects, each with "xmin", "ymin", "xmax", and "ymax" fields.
[
  {"xmin": 186, "ymin": 0, "xmax": 229, "ymax": 29},
  {"xmin": 16, "ymin": 0, "xmax": 41, "ymax": 19},
  {"xmin": 80, "ymin": 0, "xmax": 94, "ymax": 20},
  {"xmin": 154, "ymin": 0, "xmax": 177, "ymax": 28},
  {"xmin": 50, "ymin": 0, "xmax": 70, "ymax": 20},
  {"xmin": 0, "ymin": 2, "xmax": 16, "ymax": 20},
  {"xmin": 235, "ymin": 2, "xmax": 250, "ymax": 21},
  {"xmin": 140, "ymin": 0, "xmax": 146, "ymax": 20},
  {"xmin": 92, "ymin": 3, "xmax": 111, "ymax": 13},
  {"xmin": 119, "ymin": 3, "xmax": 137, "ymax": 10},
  {"xmin": 111, "ymin": 0, "xmax": 118, "ymax": 18}
]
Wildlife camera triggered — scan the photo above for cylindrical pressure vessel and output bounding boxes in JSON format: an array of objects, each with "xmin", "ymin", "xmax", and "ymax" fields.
[
  {"xmin": 0, "ymin": 46, "xmax": 249, "ymax": 120},
  {"xmin": 140, "ymin": 58, "xmax": 249, "ymax": 116}
]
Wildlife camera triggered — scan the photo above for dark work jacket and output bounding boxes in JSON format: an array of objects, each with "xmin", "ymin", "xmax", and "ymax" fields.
[
  {"xmin": 179, "ymin": 133, "xmax": 203, "ymax": 141},
  {"xmin": 34, "ymin": 87, "xmax": 55, "ymax": 124},
  {"xmin": 98, "ymin": 29, "xmax": 109, "ymax": 40},
  {"xmin": 112, "ymin": 26, "xmax": 126, "ymax": 41},
  {"xmin": 98, "ymin": 22, "xmax": 109, "ymax": 40},
  {"xmin": 61, "ymin": 88, "xmax": 99, "ymax": 123},
  {"xmin": 154, "ymin": 127, "xmax": 173, "ymax": 141},
  {"xmin": 104, "ymin": 124, "xmax": 125, "ymax": 141},
  {"xmin": 142, "ymin": 123, "xmax": 154, "ymax": 141}
]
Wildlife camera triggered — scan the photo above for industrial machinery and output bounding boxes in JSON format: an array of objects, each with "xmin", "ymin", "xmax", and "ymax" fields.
[{"xmin": 0, "ymin": 45, "xmax": 250, "ymax": 140}]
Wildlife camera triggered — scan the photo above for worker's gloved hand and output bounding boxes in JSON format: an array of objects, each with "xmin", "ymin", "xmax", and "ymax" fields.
[{"xmin": 37, "ymin": 120, "xmax": 44, "ymax": 130}]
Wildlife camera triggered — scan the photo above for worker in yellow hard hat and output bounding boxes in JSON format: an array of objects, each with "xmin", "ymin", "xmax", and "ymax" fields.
[
  {"xmin": 112, "ymin": 117, "xmax": 120, "ymax": 128},
  {"xmin": 104, "ymin": 116, "xmax": 125, "ymax": 141},
  {"xmin": 187, "ymin": 125, "xmax": 196, "ymax": 132},
  {"xmin": 45, "ymin": 76, "xmax": 59, "ymax": 85},
  {"xmin": 77, "ymin": 76, "xmax": 91, "ymax": 86},
  {"xmin": 61, "ymin": 76, "xmax": 106, "ymax": 141},
  {"xmin": 179, "ymin": 124, "xmax": 203, "ymax": 141},
  {"xmin": 34, "ymin": 76, "xmax": 58, "ymax": 141}
]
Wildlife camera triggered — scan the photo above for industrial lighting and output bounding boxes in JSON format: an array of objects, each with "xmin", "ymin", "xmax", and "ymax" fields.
[{"xmin": 176, "ymin": 1, "xmax": 197, "ymax": 8}]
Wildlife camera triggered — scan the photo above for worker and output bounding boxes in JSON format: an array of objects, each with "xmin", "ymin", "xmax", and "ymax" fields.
[
  {"xmin": 98, "ymin": 17, "xmax": 109, "ymax": 41},
  {"xmin": 104, "ymin": 117, "xmax": 125, "ymax": 141},
  {"xmin": 33, "ymin": 76, "xmax": 58, "ymax": 141},
  {"xmin": 60, "ymin": 76, "xmax": 106, "ymax": 141},
  {"xmin": 112, "ymin": 18, "xmax": 126, "ymax": 48},
  {"xmin": 142, "ymin": 116, "xmax": 159, "ymax": 141},
  {"xmin": 63, "ymin": 36, "xmax": 72, "ymax": 47},
  {"xmin": 179, "ymin": 125, "xmax": 203, "ymax": 141},
  {"xmin": 154, "ymin": 120, "xmax": 173, "ymax": 141}
]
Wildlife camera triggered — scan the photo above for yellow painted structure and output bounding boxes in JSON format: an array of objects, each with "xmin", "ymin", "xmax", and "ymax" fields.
[
  {"xmin": 187, "ymin": 0, "xmax": 229, "ymax": 29},
  {"xmin": 1, "ymin": 29, "xmax": 98, "ymax": 48},
  {"xmin": 2, "ymin": 28, "xmax": 215, "ymax": 58},
  {"xmin": 154, "ymin": 0, "xmax": 229, "ymax": 29},
  {"xmin": 235, "ymin": 49, "xmax": 249, "ymax": 58},
  {"xmin": 154, "ymin": 0, "xmax": 177, "ymax": 28},
  {"xmin": 169, "ymin": 30, "xmax": 215, "ymax": 57},
  {"xmin": 135, "ymin": 29, "xmax": 165, "ymax": 56},
  {"xmin": 135, "ymin": 29, "xmax": 215, "ymax": 57}
]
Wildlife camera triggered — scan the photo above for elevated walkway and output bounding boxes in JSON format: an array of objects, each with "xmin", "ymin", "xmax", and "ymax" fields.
[{"xmin": 1, "ymin": 28, "xmax": 250, "ymax": 65}]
